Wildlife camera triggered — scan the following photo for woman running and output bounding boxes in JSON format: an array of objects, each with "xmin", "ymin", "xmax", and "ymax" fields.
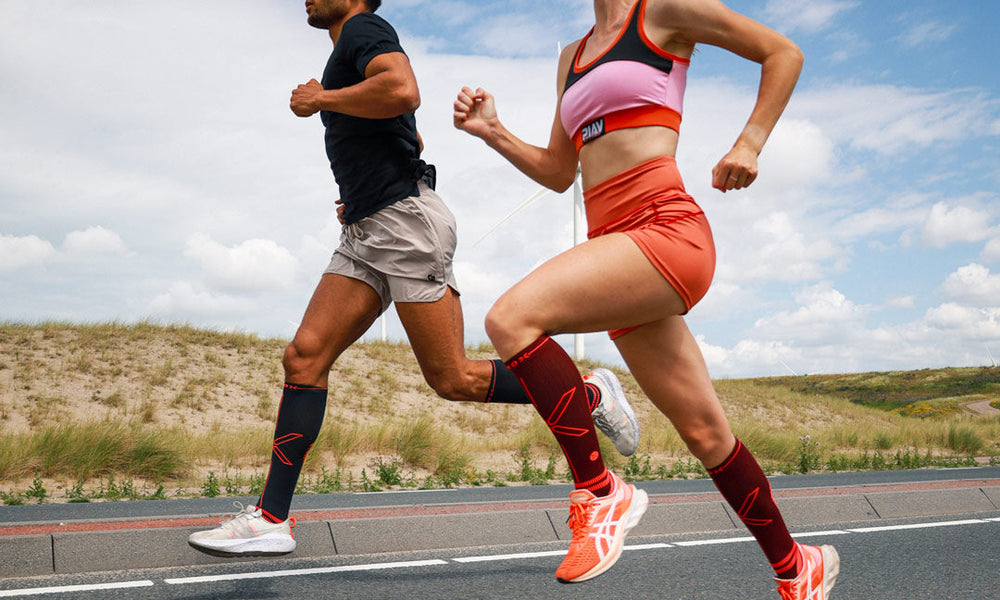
[{"xmin": 454, "ymin": 0, "xmax": 838, "ymax": 597}]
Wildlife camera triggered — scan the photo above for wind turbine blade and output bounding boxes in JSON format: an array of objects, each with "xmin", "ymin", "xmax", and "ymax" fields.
[{"xmin": 473, "ymin": 187, "xmax": 551, "ymax": 246}]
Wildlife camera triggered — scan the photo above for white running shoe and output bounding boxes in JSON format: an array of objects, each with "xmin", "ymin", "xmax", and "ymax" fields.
[
  {"xmin": 188, "ymin": 502, "xmax": 296, "ymax": 557},
  {"xmin": 586, "ymin": 368, "xmax": 640, "ymax": 456}
]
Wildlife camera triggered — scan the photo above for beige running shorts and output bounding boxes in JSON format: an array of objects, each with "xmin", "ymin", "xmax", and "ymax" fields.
[{"xmin": 324, "ymin": 181, "xmax": 459, "ymax": 313}]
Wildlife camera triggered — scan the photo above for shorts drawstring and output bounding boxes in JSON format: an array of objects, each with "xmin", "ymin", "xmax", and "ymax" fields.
[{"xmin": 344, "ymin": 222, "xmax": 364, "ymax": 240}]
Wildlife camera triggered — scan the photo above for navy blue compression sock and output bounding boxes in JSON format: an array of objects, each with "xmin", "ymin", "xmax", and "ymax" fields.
[
  {"xmin": 257, "ymin": 383, "xmax": 326, "ymax": 523},
  {"xmin": 484, "ymin": 359, "xmax": 532, "ymax": 403}
]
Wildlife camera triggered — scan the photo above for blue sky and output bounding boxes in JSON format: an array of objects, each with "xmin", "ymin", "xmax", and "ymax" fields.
[{"xmin": 1, "ymin": 0, "xmax": 999, "ymax": 378}]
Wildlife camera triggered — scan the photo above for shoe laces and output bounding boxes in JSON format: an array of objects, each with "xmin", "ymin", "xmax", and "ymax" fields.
[
  {"xmin": 219, "ymin": 501, "xmax": 259, "ymax": 529},
  {"xmin": 567, "ymin": 500, "xmax": 595, "ymax": 541},
  {"xmin": 775, "ymin": 584, "xmax": 795, "ymax": 600}
]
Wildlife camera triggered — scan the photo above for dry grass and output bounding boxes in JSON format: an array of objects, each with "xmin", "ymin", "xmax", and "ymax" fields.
[{"xmin": 1, "ymin": 321, "xmax": 998, "ymax": 503}]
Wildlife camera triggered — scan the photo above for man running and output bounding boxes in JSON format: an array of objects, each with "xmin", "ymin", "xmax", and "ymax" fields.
[{"xmin": 188, "ymin": 0, "xmax": 639, "ymax": 558}]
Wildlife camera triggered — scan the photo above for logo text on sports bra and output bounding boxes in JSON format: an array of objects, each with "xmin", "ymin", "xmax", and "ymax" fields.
[{"xmin": 581, "ymin": 117, "xmax": 605, "ymax": 144}]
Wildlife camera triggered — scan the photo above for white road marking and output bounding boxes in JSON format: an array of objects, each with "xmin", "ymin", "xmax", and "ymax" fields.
[
  {"xmin": 847, "ymin": 518, "xmax": 985, "ymax": 533},
  {"xmin": 163, "ymin": 559, "xmax": 448, "ymax": 585},
  {"xmin": 454, "ymin": 550, "xmax": 566, "ymax": 563},
  {"xmin": 790, "ymin": 529, "xmax": 851, "ymax": 538},
  {"xmin": 0, "ymin": 581, "xmax": 154, "ymax": 598},
  {"xmin": 674, "ymin": 536, "xmax": 756, "ymax": 546},
  {"xmin": 2, "ymin": 516, "xmax": 996, "ymax": 597},
  {"xmin": 623, "ymin": 542, "xmax": 673, "ymax": 551}
]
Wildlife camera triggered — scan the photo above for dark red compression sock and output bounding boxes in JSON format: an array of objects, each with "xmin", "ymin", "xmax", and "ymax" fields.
[
  {"xmin": 708, "ymin": 438, "xmax": 800, "ymax": 579},
  {"xmin": 505, "ymin": 335, "xmax": 611, "ymax": 497},
  {"xmin": 485, "ymin": 358, "xmax": 599, "ymax": 410}
]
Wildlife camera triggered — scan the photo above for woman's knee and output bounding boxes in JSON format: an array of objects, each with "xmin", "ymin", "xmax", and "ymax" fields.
[
  {"xmin": 485, "ymin": 294, "xmax": 543, "ymax": 357},
  {"xmin": 483, "ymin": 303, "xmax": 508, "ymax": 344},
  {"xmin": 678, "ymin": 423, "xmax": 734, "ymax": 466}
]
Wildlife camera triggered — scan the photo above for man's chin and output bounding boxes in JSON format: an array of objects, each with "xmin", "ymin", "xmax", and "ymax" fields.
[{"xmin": 307, "ymin": 15, "xmax": 332, "ymax": 28}]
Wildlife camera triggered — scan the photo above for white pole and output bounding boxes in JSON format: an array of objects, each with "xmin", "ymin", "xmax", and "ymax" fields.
[{"xmin": 572, "ymin": 167, "xmax": 585, "ymax": 360}]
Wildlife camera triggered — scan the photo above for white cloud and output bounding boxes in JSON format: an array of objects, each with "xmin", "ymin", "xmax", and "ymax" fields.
[
  {"xmin": 62, "ymin": 226, "xmax": 126, "ymax": 255},
  {"xmin": 940, "ymin": 263, "xmax": 1000, "ymax": 307},
  {"xmin": 886, "ymin": 295, "xmax": 916, "ymax": 308},
  {"xmin": 703, "ymin": 296, "xmax": 1000, "ymax": 378},
  {"xmin": 473, "ymin": 14, "xmax": 567, "ymax": 58},
  {"xmin": 700, "ymin": 336, "xmax": 802, "ymax": 378},
  {"xmin": 405, "ymin": 1, "xmax": 482, "ymax": 29},
  {"xmin": 895, "ymin": 20, "xmax": 957, "ymax": 48},
  {"xmin": 695, "ymin": 334, "xmax": 729, "ymax": 367},
  {"xmin": 146, "ymin": 281, "xmax": 259, "ymax": 320},
  {"xmin": 793, "ymin": 85, "xmax": 997, "ymax": 155},
  {"xmin": 980, "ymin": 237, "xmax": 1000, "ymax": 263},
  {"xmin": 922, "ymin": 303, "xmax": 1000, "ymax": 340},
  {"xmin": 717, "ymin": 212, "xmax": 842, "ymax": 283},
  {"xmin": 763, "ymin": 0, "xmax": 859, "ymax": 33},
  {"xmin": 0, "ymin": 234, "xmax": 56, "ymax": 272},
  {"xmin": 757, "ymin": 118, "xmax": 835, "ymax": 187},
  {"xmin": 920, "ymin": 202, "xmax": 995, "ymax": 248},
  {"xmin": 832, "ymin": 204, "xmax": 925, "ymax": 242},
  {"xmin": 751, "ymin": 282, "xmax": 870, "ymax": 346},
  {"xmin": 184, "ymin": 234, "xmax": 299, "ymax": 294},
  {"xmin": 690, "ymin": 279, "xmax": 759, "ymax": 321}
]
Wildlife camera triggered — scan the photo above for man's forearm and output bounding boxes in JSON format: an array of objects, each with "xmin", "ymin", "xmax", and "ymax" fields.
[{"xmin": 318, "ymin": 70, "xmax": 419, "ymax": 119}]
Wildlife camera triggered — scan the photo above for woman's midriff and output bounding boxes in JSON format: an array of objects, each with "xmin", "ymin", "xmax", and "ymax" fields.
[{"xmin": 578, "ymin": 125, "xmax": 680, "ymax": 189}]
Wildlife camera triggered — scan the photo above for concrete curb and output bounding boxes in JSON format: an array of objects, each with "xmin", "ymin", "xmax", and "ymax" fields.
[{"xmin": 1, "ymin": 475, "xmax": 998, "ymax": 579}]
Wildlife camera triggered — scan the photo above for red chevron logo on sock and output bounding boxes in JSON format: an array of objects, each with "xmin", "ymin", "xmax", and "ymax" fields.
[{"xmin": 272, "ymin": 433, "xmax": 304, "ymax": 466}]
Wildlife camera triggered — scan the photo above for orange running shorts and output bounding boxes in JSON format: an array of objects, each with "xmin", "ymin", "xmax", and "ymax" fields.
[{"xmin": 584, "ymin": 156, "xmax": 716, "ymax": 339}]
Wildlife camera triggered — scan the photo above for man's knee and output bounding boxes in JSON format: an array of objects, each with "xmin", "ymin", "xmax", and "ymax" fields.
[
  {"xmin": 282, "ymin": 342, "xmax": 305, "ymax": 378},
  {"xmin": 429, "ymin": 380, "xmax": 464, "ymax": 402},
  {"xmin": 282, "ymin": 335, "xmax": 330, "ymax": 382},
  {"xmin": 424, "ymin": 368, "xmax": 474, "ymax": 402}
]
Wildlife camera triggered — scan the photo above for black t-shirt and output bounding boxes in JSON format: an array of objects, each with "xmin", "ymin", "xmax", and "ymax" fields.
[{"xmin": 320, "ymin": 12, "xmax": 434, "ymax": 225}]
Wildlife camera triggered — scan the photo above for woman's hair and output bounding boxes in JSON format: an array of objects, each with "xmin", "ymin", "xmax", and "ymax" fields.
[{"xmin": 366, "ymin": 0, "xmax": 382, "ymax": 11}]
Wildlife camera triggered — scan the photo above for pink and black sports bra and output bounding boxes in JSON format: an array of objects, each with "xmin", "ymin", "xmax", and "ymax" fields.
[{"xmin": 560, "ymin": 0, "xmax": 689, "ymax": 151}]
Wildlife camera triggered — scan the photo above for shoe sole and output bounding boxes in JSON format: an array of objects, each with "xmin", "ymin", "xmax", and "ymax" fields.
[
  {"xmin": 558, "ymin": 487, "xmax": 649, "ymax": 584},
  {"xmin": 188, "ymin": 535, "xmax": 296, "ymax": 558},
  {"xmin": 591, "ymin": 368, "xmax": 640, "ymax": 457}
]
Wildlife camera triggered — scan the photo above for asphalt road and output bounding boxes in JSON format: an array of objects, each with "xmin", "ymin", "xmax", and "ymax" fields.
[
  {"xmin": 0, "ymin": 514, "xmax": 997, "ymax": 599},
  {"xmin": 1, "ymin": 468, "xmax": 998, "ymax": 599}
]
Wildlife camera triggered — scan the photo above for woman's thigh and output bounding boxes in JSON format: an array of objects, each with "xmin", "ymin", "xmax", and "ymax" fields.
[{"xmin": 487, "ymin": 232, "xmax": 687, "ymax": 357}]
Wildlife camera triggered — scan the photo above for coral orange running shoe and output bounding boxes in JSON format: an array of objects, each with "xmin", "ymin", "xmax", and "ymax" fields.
[
  {"xmin": 775, "ymin": 543, "xmax": 840, "ymax": 599},
  {"xmin": 555, "ymin": 472, "xmax": 648, "ymax": 583}
]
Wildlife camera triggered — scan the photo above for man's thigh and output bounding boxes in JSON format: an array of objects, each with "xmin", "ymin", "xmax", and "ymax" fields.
[
  {"xmin": 290, "ymin": 273, "xmax": 384, "ymax": 375},
  {"xmin": 395, "ymin": 286, "xmax": 467, "ymax": 369}
]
